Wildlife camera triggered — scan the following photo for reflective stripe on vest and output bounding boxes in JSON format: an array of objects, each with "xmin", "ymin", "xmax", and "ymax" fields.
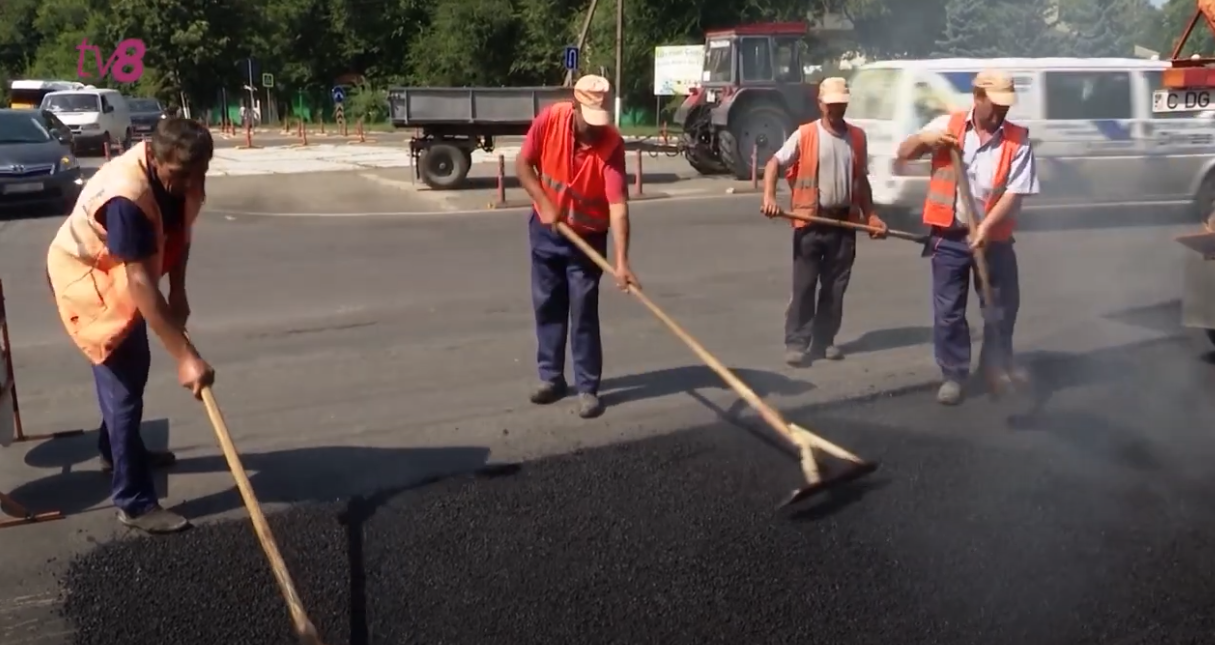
[
  {"xmin": 787, "ymin": 120, "xmax": 868, "ymax": 228},
  {"xmin": 533, "ymin": 102, "xmax": 622, "ymax": 234},
  {"xmin": 538, "ymin": 171, "xmax": 611, "ymax": 231},
  {"xmin": 922, "ymin": 111, "xmax": 1026, "ymax": 241}
]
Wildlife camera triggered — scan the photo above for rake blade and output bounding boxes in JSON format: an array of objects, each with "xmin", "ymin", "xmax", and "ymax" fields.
[{"xmin": 778, "ymin": 461, "xmax": 880, "ymax": 509}]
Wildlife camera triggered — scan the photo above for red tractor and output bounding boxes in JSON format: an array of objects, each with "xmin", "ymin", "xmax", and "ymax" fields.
[{"xmin": 674, "ymin": 22, "xmax": 822, "ymax": 179}]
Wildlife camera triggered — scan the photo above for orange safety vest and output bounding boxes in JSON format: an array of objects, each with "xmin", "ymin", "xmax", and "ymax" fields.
[
  {"xmin": 46, "ymin": 141, "xmax": 203, "ymax": 365},
  {"xmin": 534, "ymin": 102, "xmax": 623, "ymax": 234},
  {"xmin": 922, "ymin": 111, "xmax": 1027, "ymax": 242},
  {"xmin": 785, "ymin": 120, "xmax": 871, "ymax": 229}
]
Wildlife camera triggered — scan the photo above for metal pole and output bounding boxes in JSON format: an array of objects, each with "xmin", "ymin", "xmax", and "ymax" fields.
[
  {"xmin": 565, "ymin": 0, "xmax": 601, "ymax": 87},
  {"xmin": 613, "ymin": 0, "xmax": 622, "ymax": 126}
]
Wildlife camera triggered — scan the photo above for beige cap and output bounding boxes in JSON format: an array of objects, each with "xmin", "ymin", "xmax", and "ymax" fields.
[
  {"xmin": 973, "ymin": 69, "xmax": 1016, "ymax": 106},
  {"xmin": 818, "ymin": 77, "xmax": 850, "ymax": 104},
  {"xmin": 574, "ymin": 75, "xmax": 612, "ymax": 126}
]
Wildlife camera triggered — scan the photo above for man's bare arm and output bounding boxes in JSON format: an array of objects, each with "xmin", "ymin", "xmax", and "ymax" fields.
[
  {"xmin": 608, "ymin": 203, "xmax": 629, "ymax": 266},
  {"xmin": 515, "ymin": 155, "xmax": 548, "ymax": 206},
  {"xmin": 124, "ymin": 259, "xmax": 195, "ymax": 361},
  {"xmin": 168, "ymin": 242, "xmax": 190, "ymax": 293},
  {"xmin": 896, "ymin": 133, "xmax": 934, "ymax": 161},
  {"xmin": 763, "ymin": 157, "xmax": 782, "ymax": 201}
]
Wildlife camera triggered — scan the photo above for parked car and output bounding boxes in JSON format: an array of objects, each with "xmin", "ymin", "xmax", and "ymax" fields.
[
  {"xmin": 126, "ymin": 97, "xmax": 166, "ymax": 138},
  {"xmin": 0, "ymin": 108, "xmax": 84, "ymax": 215},
  {"xmin": 40, "ymin": 87, "xmax": 132, "ymax": 155},
  {"xmin": 33, "ymin": 109, "xmax": 75, "ymax": 150}
]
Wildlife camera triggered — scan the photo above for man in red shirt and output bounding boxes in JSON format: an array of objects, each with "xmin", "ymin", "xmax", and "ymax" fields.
[{"xmin": 515, "ymin": 75, "xmax": 637, "ymax": 419}]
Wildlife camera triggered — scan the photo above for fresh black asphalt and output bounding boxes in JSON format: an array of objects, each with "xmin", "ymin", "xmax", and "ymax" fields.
[{"xmin": 60, "ymin": 333, "xmax": 1215, "ymax": 645}]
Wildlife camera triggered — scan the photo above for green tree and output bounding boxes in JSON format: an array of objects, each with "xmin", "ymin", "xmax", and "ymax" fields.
[
  {"xmin": 935, "ymin": 0, "xmax": 1004, "ymax": 57},
  {"xmin": 1161, "ymin": 0, "xmax": 1214, "ymax": 57}
]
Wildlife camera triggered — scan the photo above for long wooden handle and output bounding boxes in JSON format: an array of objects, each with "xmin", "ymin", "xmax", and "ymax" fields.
[
  {"xmin": 555, "ymin": 223, "xmax": 862, "ymax": 462},
  {"xmin": 777, "ymin": 210, "xmax": 928, "ymax": 243},
  {"xmin": 948, "ymin": 148, "xmax": 995, "ymax": 305},
  {"xmin": 199, "ymin": 386, "xmax": 321, "ymax": 642}
]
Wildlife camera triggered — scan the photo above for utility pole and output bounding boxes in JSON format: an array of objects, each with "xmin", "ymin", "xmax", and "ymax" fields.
[
  {"xmin": 613, "ymin": 0, "xmax": 623, "ymax": 126},
  {"xmin": 565, "ymin": 0, "xmax": 601, "ymax": 87}
]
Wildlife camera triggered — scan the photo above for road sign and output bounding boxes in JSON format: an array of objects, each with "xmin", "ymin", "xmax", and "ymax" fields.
[
  {"xmin": 332, "ymin": 86, "xmax": 346, "ymax": 103},
  {"xmin": 564, "ymin": 46, "xmax": 579, "ymax": 71},
  {"xmin": 261, "ymin": 73, "xmax": 274, "ymax": 88},
  {"xmin": 334, "ymin": 104, "xmax": 345, "ymax": 123},
  {"xmin": 1153, "ymin": 88, "xmax": 1215, "ymax": 113}
]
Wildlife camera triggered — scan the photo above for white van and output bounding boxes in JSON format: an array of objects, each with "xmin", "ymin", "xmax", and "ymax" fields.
[
  {"xmin": 848, "ymin": 58, "xmax": 1215, "ymax": 223},
  {"xmin": 39, "ymin": 87, "xmax": 133, "ymax": 154}
]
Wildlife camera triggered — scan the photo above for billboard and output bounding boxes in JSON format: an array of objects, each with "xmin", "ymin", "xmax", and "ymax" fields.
[{"xmin": 653, "ymin": 45, "xmax": 704, "ymax": 96}]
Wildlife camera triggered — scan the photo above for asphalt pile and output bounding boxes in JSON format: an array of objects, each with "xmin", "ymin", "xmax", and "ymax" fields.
[{"xmin": 61, "ymin": 339, "xmax": 1215, "ymax": 645}]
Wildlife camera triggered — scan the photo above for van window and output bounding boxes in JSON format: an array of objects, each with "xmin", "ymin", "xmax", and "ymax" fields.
[
  {"xmin": 1143, "ymin": 70, "xmax": 1204, "ymax": 119},
  {"xmin": 1044, "ymin": 71, "xmax": 1132, "ymax": 119},
  {"xmin": 43, "ymin": 93, "xmax": 101, "ymax": 113},
  {"xmin": 848, "ymin": 68, "xmax": 900, "ymax": 120}
]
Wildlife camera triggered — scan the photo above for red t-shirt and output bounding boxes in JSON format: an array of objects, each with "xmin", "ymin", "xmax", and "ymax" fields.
[{"xmin": 521, "ymin": 106, "xmax": 627, "ymax": 204}]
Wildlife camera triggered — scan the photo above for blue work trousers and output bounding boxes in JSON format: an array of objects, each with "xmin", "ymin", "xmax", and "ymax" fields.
[
  {"xmin": 93, "ymin": 320, "xmax": 157, "ymax": 515},
  {"xmin": 929, "ymin": 230, "xmax": 1020, "ymax": 382},
  {"xmin": 529, "ymin": 212, "xmax": 608, "ymax": 394}
]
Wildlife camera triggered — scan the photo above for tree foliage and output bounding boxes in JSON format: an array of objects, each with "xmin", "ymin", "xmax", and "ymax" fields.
[{"xmin": 0, "ymin": 0, "xmax": 1172, "ymax": 117}]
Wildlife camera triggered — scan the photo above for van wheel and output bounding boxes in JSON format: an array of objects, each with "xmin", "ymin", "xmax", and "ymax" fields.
[
  {"xmin": 1207, "ymin": 329, "xmax": 1215, "ymax": 348},
  {"xmin": 122, "ymin": 129, "xmax": 133, "ymax": 151}
]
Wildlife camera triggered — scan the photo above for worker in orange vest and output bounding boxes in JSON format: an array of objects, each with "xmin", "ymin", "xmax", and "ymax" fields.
[
  {"xmin": 760, "ymin": 77, "xmax": 888, "ymax": 367},
  {"xmin": 45, "ymin": 118, "xmax": 216, "ymax": 533},
  {"xmin": 894, "ymin": 70, "xmax": 1040, "ymax": 406},
  {"xmin": 515, "ymin": 74, "xmax": 639, "ymax": 419}
]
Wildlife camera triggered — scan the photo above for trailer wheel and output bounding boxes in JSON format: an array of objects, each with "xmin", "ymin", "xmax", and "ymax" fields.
[
  {"xmin": 420, "ymin": 143, "xmax": 471, "ymax": 190},
  {"xmin": 1207, "ymin": 329, "xmax": 1215, "ymax": 347}
]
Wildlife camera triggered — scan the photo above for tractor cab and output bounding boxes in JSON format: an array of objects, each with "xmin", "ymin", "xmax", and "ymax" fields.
[
  {"xmin": 700, "ymin": 23, "xmax": 810, "ymax": 91},
  {"xmin": 676, "ymin": 22, "xmax": 822, "ymax": 179}
]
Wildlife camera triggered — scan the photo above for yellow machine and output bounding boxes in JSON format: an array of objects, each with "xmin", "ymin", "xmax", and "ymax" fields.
[
  {"xmin": 1156, "ymin": 0, "xmax": 1215, "ymax": 346},
  {"xmin": 7, "ymin": 79, "xmax": 86, "ymax": 109}
]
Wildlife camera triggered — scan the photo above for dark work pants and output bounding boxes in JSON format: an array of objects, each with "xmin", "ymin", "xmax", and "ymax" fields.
[
  {"xmin": 929, "ymin": 230, "xmax": 1020, "ymax": 382},
  {"xmin": 785, "ymin": 226, "xmax": 857, "ymax": 350},
  {"xmin": 529, "ymin": 212, "xmax": 608, "ymax": 394},
  {"xmin": 93, "ymin": 319, "xmax": 157, "ymax": 515}
]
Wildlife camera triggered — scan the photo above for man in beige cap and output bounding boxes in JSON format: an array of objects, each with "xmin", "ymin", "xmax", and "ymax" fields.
[
  {"xmin": 760, "ymin": 76, "xmax": 888, "ymax": 367},
  {"xmin": 895, "ymin": 69, "xmax": 1039, "ymax": 406},
  {"xmin": 515, "ymin": 74, "xmax": 638, "ymax": 419}
]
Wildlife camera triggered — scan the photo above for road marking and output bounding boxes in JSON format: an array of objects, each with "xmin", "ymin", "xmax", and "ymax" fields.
[{"xmin": 207, "ymin": 191, "xmax": 757, "ymax": 218}]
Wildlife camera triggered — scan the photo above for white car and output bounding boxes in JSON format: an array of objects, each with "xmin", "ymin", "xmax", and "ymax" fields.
[{"xmin": 40, "ymin": 87, "xmax": 133, "ymax": 155}]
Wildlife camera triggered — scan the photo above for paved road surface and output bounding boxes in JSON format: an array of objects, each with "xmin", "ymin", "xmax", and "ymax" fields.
[{"xmin": 0, "ymin": 186, "xmax": 1211, "ymax": 644}]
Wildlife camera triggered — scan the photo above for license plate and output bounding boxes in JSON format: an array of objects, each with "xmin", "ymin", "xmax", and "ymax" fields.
[
  {"xmin": 1153, "ymin": 88, "xmax": 1215, "ymax": 113},
  {"xmin": 2, "ymin": 182, "xmax": 44, "ymax": 194}
]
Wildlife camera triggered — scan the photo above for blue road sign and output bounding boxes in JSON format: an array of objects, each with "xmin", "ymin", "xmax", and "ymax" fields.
[
  {"xmin": 563, "ymin": 46, "xmax": 579, "ymax": 71},
  {"xmin": 331, "ymin": 86, "xmax": 346, "ymax": 103}
]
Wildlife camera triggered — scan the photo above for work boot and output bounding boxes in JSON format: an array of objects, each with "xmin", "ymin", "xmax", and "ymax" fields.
[
  {"xmin": 576, "ymin": 393, "xmax": 604, "ymax": 419},
  {"xmin": 821, "ymin": 345, "xmax": 844, "ymax": 361},
  {"xmin": 783, "ymin": 347, "xmax": 807, "ymax": 366},
  {"xmin": 1008, "ymin": 365, "xmax": 1031, "ymax": 388},
  {"xmin": 529, "ymin": 380, "xmax": 568, "ymax": 405},
  {"xmin": 118, "ymin": 506, "xmax": 191, "ymax": 534},
  {"xmin": 937, "ymin": 380, "xmax": 964, "ymax": 406},
  {"xmin": 101, "ymin": 450, "xmax": 177, "ymax": 473}
]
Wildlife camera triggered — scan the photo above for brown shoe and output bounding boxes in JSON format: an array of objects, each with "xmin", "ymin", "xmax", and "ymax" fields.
[
  {"xmin": 117, "ymin": 506, "xmax": 191, "ymax": 534},
  {"xmin": 101, "ymin": 450, "xmax": 177, "ymax": 473}
]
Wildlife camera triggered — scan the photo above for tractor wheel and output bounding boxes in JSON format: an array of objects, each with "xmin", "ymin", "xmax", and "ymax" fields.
[
  {"xmin": 682, "ymin": 131, "xmax": 727, "ymax": 175},
  {"xmin": 719, "ymin": 103, "xmax": 794, "ymax": 181}
]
